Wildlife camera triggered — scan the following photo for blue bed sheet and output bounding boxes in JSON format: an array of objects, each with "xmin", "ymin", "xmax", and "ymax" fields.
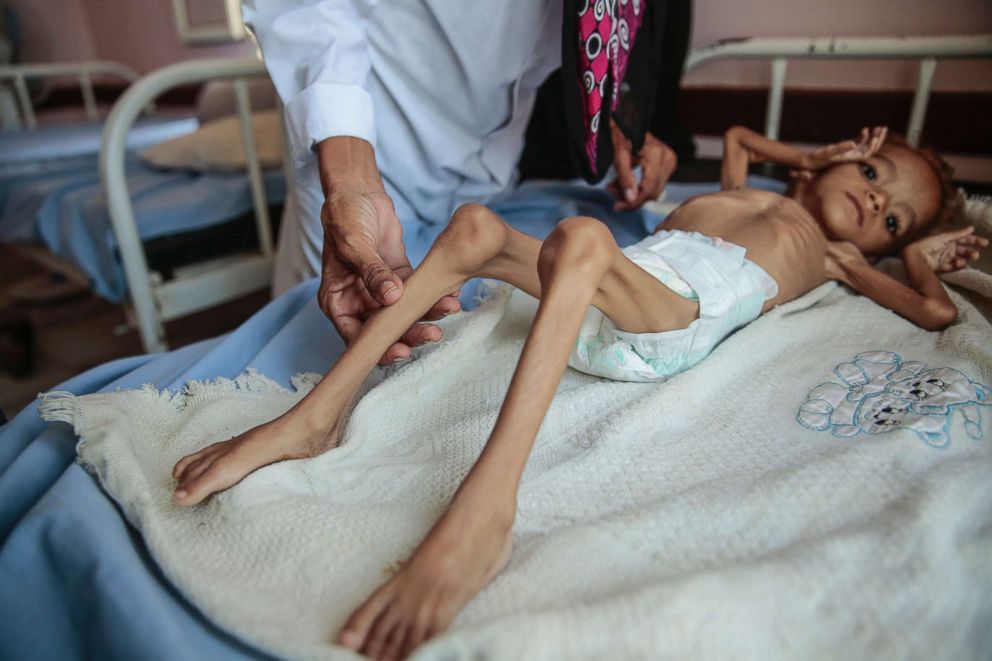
[
  {"xmin": 0, "ymin": 153, "xmax": 287, "ymax": 302},
  {"xmin": 0, "ymin": 115, "xmax": 199, "ymax": 166},
  {"xmin": 0, "ymin": 177, "xmax": 785, "ymax": 660}
]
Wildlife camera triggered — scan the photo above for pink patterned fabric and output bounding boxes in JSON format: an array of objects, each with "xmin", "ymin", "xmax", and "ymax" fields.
[{"xmin": 576, "ymin": 0, "xmax": 645, "ymax": 174}]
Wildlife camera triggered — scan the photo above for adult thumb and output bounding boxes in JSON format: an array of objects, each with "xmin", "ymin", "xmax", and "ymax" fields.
[{"xmin": 336, "ymin": 238, "xmax": 404, "ymax": 306}]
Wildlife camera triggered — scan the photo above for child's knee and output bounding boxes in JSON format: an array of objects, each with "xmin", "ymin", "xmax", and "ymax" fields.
[
  {"xmin": 436, "ymin": 203, "xmax": 508, "ymax": 271},
  {"xmin": 539, "ymin": 217, "xmax": 614, "ymax": 277}
]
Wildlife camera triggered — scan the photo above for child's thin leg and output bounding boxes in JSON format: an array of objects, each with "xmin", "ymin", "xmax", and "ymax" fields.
[
  {"xmin": 172, "ymin": 204, "xmax": 536, "ymax": 506},
  {"xmin": 338, "ymin": 216, "xmax": 692, "ymax": 660}
]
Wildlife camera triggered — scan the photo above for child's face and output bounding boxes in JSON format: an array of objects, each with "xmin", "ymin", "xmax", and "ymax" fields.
[{"xmin": 802, "ymin": 145, "xmax": 941, "ymax": 255}]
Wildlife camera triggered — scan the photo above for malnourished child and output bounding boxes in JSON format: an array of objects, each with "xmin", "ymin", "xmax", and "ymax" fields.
[{"xmin": 172, "ymin": 126, "xmax": 986, "ymax": 660}]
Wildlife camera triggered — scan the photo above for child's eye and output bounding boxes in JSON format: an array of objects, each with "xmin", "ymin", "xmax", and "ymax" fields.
[
  {"xmin": 860, "ymin": 164, "xmax": 877, "ymax": 181},
  {"xmin": 885, "ymin": 214, "xmax": 900, "ymax": 234}
]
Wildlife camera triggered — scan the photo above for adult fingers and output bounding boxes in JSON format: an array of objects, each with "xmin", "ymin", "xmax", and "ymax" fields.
[
  {"xmin": 320, "ymin": 271, "xmax": 366, "ymax": 346},
  {"xmin": 397, "ymin": 323, "xmax": 442, "ymax": 349},
  {"xmin": 318, "ymin": 230, "xmax": 369, "ymax": 339},
  {"xmin": 335, "ymin": 236, "xmax": 404, "ymax": 306},
  {"xmin": 622, "ymin": 139, "xmax": 677, "ymax": 209},
  {"xmin": 628, "ymin": 161, "xmax": 663, "ymax": 209},
  {"xmin": 420, "ymin": 295, "xmax": 461, "ymax": 321},
  {"xmin": 381, "ymin": 235, "xmax": 460, "ymax": 321},
  {"xmin": 642, "ymin": 140, "xmax": 677, "ymax": 200},
  {"xmin": 610, "ymin": 119, "xmax": 638, "ymax": 207},
  {"xmin": 613, "ymin": 147, "xmax": 638, "ymax": 207}
]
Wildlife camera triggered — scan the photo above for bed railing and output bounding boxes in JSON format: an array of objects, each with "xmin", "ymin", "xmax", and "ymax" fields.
[
  {"xmin": 684, "ymin": 34, "xmax": 992, "ymax": 146},
  {"xmin": 0, "ymin": 60, "xmax": 140, "ymax": 129},
  {"xmin": 101, "ymin": 56, "xmax": 285, "ymax": 353}
]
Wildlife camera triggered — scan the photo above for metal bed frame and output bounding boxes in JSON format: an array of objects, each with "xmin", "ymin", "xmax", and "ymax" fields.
[
  {"xmin": 0, "ymin": 60, "xmax": 141, "ymax": 129},
  {"xmin": 683, "ymin": 34, "xmax": 992, "ymax": 147},
  {"xmin": 101, "ymin": 35, "xmax": 992, "ymax": 354},
  {"xmin": 101, "ymin": 57, "xmax": 286, "ymax": 353}
]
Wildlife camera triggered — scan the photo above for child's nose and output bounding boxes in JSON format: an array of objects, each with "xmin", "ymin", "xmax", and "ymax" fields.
[{"xmin": 865, "ymin": 190, "xmax": 887, "ymax": 214}]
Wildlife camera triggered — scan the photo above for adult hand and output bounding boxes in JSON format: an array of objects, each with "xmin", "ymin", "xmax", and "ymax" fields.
[
  {"xmin": 608, "ymin": 118, "xmax": 677, "ymax": 211},
  {"xmin": 316, "ymin": 138, "xmax": 460, "ymax": 365}
]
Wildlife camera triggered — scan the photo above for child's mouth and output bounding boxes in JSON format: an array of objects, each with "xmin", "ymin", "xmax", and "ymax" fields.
[{"xmin": 845, "ymin": 193, "xmax": 865, "ymax": 227}]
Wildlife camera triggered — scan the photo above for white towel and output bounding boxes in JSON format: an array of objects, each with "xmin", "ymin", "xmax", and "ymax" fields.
[{"xmin": 42, "ymin": 209, "xmax": 992, "ymax": 660}]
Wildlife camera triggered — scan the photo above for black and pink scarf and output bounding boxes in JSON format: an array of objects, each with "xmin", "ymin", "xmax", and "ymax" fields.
[{"xmin": 562, "ymin": 0, "xmax": 668, "ymax": 181}]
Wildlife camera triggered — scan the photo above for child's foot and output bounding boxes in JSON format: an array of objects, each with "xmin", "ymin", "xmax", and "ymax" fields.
[
  {"xmin": 337, "ymin": 491, "xmax": 514, "ymax": 660},
  {"xmin": 172, "ymin": 413, "xmax": 341, "ymax": 506}
]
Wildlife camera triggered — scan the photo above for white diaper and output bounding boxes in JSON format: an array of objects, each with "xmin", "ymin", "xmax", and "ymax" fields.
[{"xmin": 567, "ymin": 230, "xmax": 779, "ymax": 382}]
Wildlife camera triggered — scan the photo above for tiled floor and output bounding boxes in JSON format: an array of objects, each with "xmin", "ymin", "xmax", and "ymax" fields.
[{"xmin": 0, "ymin": 247, "xmax": 269, "ymax": 420}]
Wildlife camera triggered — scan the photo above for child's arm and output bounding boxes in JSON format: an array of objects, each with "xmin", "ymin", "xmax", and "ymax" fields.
[
  {"xmin": 825, "ymin": 227, "xmax": 987, "ymax": 331},
  {"xmin": 721, "ymin": 125, "xmax": 887, "ymax": 191}
]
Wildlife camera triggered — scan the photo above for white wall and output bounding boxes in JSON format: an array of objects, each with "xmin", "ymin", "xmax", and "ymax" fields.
[
  {"xmin": 5, "ymin": 0, "xmax": 251, "ymax": 72},
  {"xmin": 9, "ymin": 0, "xmax": 992, "ymax": 92},
  {"xmin": 5, "ymin": 0, "xmax": 97, "ymax": 63},
  {"xmin": 83, "ymin": 0, "xmax": 252, "ymax": 73}
]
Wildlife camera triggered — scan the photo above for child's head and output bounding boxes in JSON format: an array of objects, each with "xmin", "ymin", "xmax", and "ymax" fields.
[{"xmin": 795, "ymin": 135, "xmax": 960, "ymax": 256}]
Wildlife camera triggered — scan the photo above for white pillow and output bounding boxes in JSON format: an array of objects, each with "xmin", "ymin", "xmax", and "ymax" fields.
[{"xmin": 141, "ymin": 109, "xmax": 284, "ymax": 172}]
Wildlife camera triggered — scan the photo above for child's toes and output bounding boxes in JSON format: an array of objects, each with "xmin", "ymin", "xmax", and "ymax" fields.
[
  {"xmin": 173, "ymin": 451, "xmax": 204, "ymax": 479},
  {"xmin": 174, "ymin": 475, "xmax": 211, "ymax": 506},
  {"xmin": 174, "ymin": 463, "xmax": 224, "ymax": 505},
  {"xmin": 338, "ymin": 587, "xmax": 393, "ymax": 652}
]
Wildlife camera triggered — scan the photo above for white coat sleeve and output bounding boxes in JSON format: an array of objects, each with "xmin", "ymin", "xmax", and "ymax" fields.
[{"xmin": 242, "ymin": 0, "xmax": 379, "ymax": 168}]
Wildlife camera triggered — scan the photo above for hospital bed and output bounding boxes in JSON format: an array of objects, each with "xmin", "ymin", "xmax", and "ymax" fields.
[
  {"xmin": 1, "ymin": 35, "xmax": 991, "ymax": 661},
  {"xmin": 0, "ymin": 58, "xmax": 287, "ymax": 345},
  {"xmin": 101, "ymin": 57, "xmax": 288, "ymax": 353}
]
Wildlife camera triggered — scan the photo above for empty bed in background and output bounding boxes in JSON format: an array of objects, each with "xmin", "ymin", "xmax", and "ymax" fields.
[
  {"xmin": 101, "ymin": 57, "xmax": 291, "ymax": 353},
  {"xmin": 0, "ymin": 58, "xmax": 288, "ymax": 346}
]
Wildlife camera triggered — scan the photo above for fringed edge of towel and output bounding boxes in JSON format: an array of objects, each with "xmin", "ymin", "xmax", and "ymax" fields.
[
  {"xmin": 38, "ymin": 369, "xmax": 323, "ymax": 431},
  {"xmin": 38, "ymin": 390, "xmax": 86, "ymax": 430},
  {"xmin": 39, "ymin": 370, "xmax": 326, "ymax": 474},
  {"xmin": 164, "ymin": 369, "xmax": 322, "ymax": 405},
  {"xmin": 37, "ymin": 390, "xmax": 95, "ymax": 468}
]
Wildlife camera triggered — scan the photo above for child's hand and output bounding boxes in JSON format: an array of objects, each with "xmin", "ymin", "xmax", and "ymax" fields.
[
  {"xmin": 800, "ymin": 126, "xmax": 888, "ymax": 172},
  {"xmin": 909, "ymin": 226, "xmax": 989, "ymax": 273}
]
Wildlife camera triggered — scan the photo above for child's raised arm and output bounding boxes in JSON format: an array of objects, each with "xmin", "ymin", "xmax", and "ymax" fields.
[
  {"xmin": 721, "ymin": 126, "xmax": 887, "ymax": 191},
  {"xmin": 825, "ymin": 227, "xmax": 987, "ymax": 331}
]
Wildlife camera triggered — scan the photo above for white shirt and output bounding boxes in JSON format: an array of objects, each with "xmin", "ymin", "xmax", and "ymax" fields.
[{"xmin": 243, "ymin": 0, "xmax": 563, "ymax": 225}]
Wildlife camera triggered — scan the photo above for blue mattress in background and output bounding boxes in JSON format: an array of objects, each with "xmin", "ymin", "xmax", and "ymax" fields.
[
  {"xmin": 0, "ymin": 115, "xmax": 199, "ymax": 165},
  {"xmin": 0, "ymin": 152, "xmax": 287, "ymax": 302}
]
